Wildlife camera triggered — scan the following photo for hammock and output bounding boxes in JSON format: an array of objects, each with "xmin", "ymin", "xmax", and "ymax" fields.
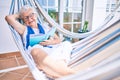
[{"xmin": 7, "ymin": 0, "xmax": 120, "ymax": 80}]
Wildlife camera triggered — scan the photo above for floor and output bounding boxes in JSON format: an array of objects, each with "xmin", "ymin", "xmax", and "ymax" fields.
[
  {"xmin": 0, "ymin": 52, "xmax": 120, "ymax": 80},
  {"xmin": 0, "ymin": 52, "xmax": 35, "ymax": 80}
]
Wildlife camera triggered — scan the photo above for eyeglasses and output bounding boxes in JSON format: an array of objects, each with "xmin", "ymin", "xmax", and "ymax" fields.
[{"xmin": 23, "ymin": 13, "xmax": 35, "ymax": 21}]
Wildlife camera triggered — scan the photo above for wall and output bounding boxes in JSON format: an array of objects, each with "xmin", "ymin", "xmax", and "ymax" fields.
[
  {"xmin": 92, "ymin": 0, "xmax": 107, "ymax": 30},
  {"xmin": 0, "ymin": 0, "xmax": 18, "ymax": 54}
]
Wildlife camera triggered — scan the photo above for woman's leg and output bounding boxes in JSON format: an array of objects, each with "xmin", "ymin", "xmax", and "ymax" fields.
[
  {"xmin": 43, "ymin": 56, "xmax": 76, "ymax": 75},
  {"xmin": 31, "ymin": 48, "xmax": 61, "ymax": 78},
  {"xmin": 31, "ymin": 48, "xmax": 76, "ymax": 78}
]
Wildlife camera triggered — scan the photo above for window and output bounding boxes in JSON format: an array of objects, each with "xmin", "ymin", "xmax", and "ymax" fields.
[
  {"xmin": 39, "ymin": 0, "xmax": 83, "ymax": 33},
  {"xmin": 106, "ymin": 0, "xmax": 120, "ymax": 13},
  {"xmin": 38, "ymin": 0, "xmax": 59, "ymax": 22},
  {"xmin": 63, "ymin": 0, "xmax": 83, "ymax": 33}
]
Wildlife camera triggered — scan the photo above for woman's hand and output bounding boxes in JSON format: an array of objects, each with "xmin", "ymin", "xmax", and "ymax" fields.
[
  {"xmin": 40, "ymin": 37, "xmax": 53, "ymax": 46},
  {"xmin": 39, "ymin": 34, "xmax": 61, "ymax": 46}
]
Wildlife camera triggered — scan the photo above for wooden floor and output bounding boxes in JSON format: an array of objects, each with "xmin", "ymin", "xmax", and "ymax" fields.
[{"xmin": 0, "ymin": 52, "xmax": 35, "ymax": 80}]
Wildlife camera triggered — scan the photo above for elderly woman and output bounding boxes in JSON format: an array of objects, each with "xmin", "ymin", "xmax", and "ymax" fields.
[{"xmin": 5, "ymin": 5, "xmax": 76, "ymax": 78}]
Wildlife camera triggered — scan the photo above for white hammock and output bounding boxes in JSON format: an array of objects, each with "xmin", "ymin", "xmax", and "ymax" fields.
[{"xmin": 7, "ymin": 0, "xmax": 120, "ymax": 80}]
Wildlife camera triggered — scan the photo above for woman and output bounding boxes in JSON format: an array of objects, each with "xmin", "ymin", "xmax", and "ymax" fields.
[{"xmin": 5, "ymin": 5, "xmax": 76, "ymax": 78}]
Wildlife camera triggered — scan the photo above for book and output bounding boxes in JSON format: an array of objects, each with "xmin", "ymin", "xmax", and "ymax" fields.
[{"xmin": 29, "ymin": 27, "xmax": 56, "ymax": 46}]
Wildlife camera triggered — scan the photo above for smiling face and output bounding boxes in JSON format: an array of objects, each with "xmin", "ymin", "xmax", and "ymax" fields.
[{"xmin": 21, "ymin": 8, "xmax": 37, "ymax": 28}]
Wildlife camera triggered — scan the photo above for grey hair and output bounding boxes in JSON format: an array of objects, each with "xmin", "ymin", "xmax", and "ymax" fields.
[{"xmin": 19, "ymin": 5, "xmax": 36, "ymax": 18}]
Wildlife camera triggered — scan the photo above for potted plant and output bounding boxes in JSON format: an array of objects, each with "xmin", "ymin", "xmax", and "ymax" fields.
[{"xmin": 78, "ymin": 21, "xmax": 89, "ymax": 33}]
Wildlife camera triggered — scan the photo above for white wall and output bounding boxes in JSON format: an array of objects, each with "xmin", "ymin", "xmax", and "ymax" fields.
[
  {"xmin": 92, "ymin": 0, "xmax": 107, "ymax": 30},
  {"xmin": 0, "ymin": 0, "xmax": 18, "ymax": 54}
]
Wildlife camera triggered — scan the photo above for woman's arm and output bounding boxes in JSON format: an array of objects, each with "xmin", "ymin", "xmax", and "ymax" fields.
[{"xmin": 5, "ymin": 13, "xmax": 26, "ymax": 35}]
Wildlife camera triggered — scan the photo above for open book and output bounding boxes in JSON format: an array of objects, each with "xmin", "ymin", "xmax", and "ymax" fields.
[{"xmin": 29, "ymin": 27, "xmax": 56, "ymax": 46}]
